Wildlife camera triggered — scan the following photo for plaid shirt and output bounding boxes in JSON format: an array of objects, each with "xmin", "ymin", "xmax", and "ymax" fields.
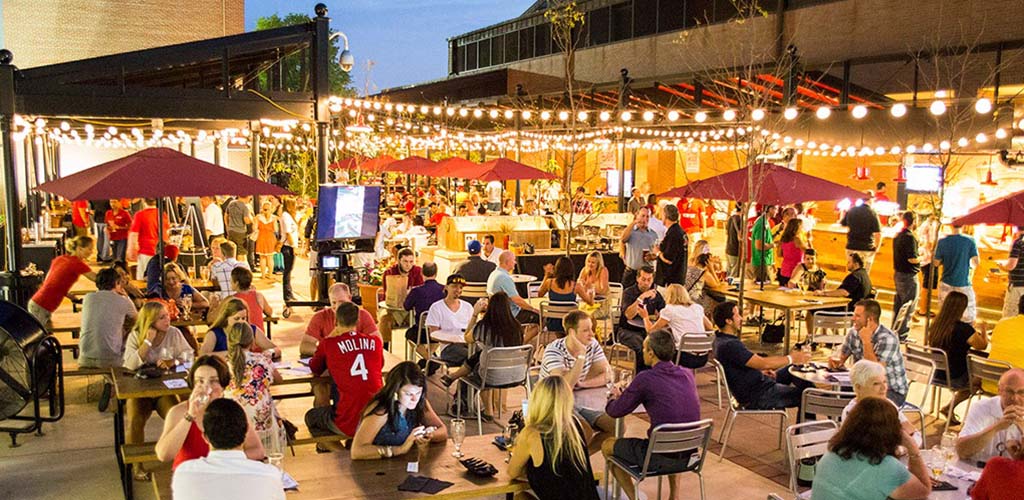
[
  {"xmin": 210, "ymin": 258, "xmax": 250, "ymax": 298},
  {"xmin": 841, "ymin": 324, "xmax": 909, "ymax": 397},
  {"xmin": 572, "ymin": 197, "xmax": 593, "ymax": 214}
]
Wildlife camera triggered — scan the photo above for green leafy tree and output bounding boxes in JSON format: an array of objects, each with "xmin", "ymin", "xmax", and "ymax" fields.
[{"xmin": 255, "ymin": 13, "xmax": 354, "ymax": 95}]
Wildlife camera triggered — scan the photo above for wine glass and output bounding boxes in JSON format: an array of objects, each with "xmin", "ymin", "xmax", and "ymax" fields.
[
  {"xmin": 180, "ymin": 296, "xmax": 193, "ymax": 321},
  {"xmin": 450, "ymin": 419, "xmax": 466, "ymax": 458},
  {"xmin": 261, "ymin": 430, "xmax": 284, "ymax": 471},
  {"xmin": 605, "ymin": 369, "xmax": 618, "ymax": 397},
  {"xmin": 199, "ymin": 266, "xmax": 211, "ymax": 282},
  {"xmin": 618, "ymin": 369, "xmax": 633, "ymax": 389},
  {"xmin": 502, "ymin": 425, "xmax": 515, "ymax": 463}
]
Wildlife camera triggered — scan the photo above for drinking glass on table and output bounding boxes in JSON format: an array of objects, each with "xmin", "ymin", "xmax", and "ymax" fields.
[
  {"xmin": 260, "ymin": 430, "xmax": 285, "ymax": 471},
  {"xmin": 199, "ymin": 267, "xmax": 210, "ymax": 282},
  {"xmin": 180, "ymin": 296, "xmax": 193, "ymax": 321},
  {"xmin": 450, "ymin": 418, "xmax": 466, "ymax": 458},
  {"xmin": 940, "ymin": 431, "xmax": 958, "ymax": 463},
  {"xmin": 927, "ymin": 446, "xmax": 947, "ymax": 479}
]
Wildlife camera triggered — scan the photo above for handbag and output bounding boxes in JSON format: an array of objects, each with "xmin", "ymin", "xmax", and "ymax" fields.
[{"xmin": 760, "ymin": 318, "xmax": 785, "ymax": 344}]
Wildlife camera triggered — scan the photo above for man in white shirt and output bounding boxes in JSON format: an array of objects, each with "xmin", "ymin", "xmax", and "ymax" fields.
[
  {"xmin": 957, "ymin": 368, "xmax": 1024, "ymax": 462},
  {"xmin": 172, "ymin": 398, "xmax": 283, "ymax": 500},
  {"xmin": 485, "ymin": 181, "xmax": 503, "ymax": 213},
  {"xmin": 425, "ymin": 274, "xmax": 473, "ymax": 367},
  {"xmin": 482, "ymin": 234, "xmax": 504, "ymax": 265},
  {"xmin": 201, "ymin": 196, "xmax": 225, "ymax": 239}
]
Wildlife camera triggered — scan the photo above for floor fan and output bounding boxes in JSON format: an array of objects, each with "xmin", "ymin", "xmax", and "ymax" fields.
[{"xmin": 0, "ymin": 300, "xmax": 64, "ymax": 446}]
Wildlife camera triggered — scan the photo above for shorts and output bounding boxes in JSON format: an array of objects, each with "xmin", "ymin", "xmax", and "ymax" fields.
[
  {"xmin": 574, "ymin": 407, "xmax": 604, "ymax": 428},
  {"xmin": 515, "ymin": 309, "xmax": 540, "ymax": 325},
  {"xmin": 613, "ymin": 437, "xmax": 695, "ymax": 474},
  {"xmin": 304, "ymin": 406, "xmax": 348, "ymax": 438},
  {"xmin": 27, "ymin": 300, "xmax": 52, "ymax": 326}
]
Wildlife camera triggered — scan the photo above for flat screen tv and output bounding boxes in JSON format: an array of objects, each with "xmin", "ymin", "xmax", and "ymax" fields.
[
  {"xmin": 905, "ymin": 164, "xmax": 942, "ymax": 193},
  {"xmin": 315, "ymin": 184, "xmax": 381, "ymax": 241}
]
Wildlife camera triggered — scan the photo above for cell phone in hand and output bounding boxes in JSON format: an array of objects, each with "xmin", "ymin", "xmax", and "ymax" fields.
[{"xmin": 493, "ymin": 436, "xmax": 508, "ymax": 451}]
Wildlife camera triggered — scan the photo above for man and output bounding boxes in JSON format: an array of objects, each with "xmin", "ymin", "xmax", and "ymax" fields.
[
  {"xmin": 816, "ymin": 253, "xmax": 872, "ymax": 311},
  {"xmin": 305, "ymin": 302, "xmax": 384, "ymax": 451},
  {"xmin": 485, "ymin": 180, "xmax": 503, "ymax": 213},
  {"xmin": 172, "ymin": 398, "xmax": 284, "ymax": 500},
  {"xmin": 677, "ymin": 198, "xmax": 704, "ymax": 240},
  {"xmin": 983, "ymin": 294, "xmax": 1024, "ymax": 394},
  {"xmin": 840, "ymin": 195, "xmax": 882, "ymax": 272},
  {"xmin": 481, "ymin": 234, "xmax": 504, "ymax": 266},
  {"xmin": 933, "ymin": 223, "xmax": 980, "ymax": 322},
  {"xmin": 209, "ymin": 240, "xmax": 250, "ymax": 300},
  {"xmin": 751, "ymin": 205, "xmax": 776, "ymax": 283},
  {"xmin": 127, "ymin": 198, "xmax": 169, "ymax": 280},
  {"xmin": 91, "ymin": 199, "xmax": 112, "ymax": 262},
  {"xmin": 425, "ymin": 274, "xmax": 473, "ymax": 371},
  {"xmin": 487, "ymin": 251, "xmax": 541, "ymax": 335},
  {"xmin": 828, "ymin": 299, "xmax": 909, "ymax": 405},
  {"xmin": 957, "ymin": 369, "xmax": 1024, "ymax": 463},
  {"xmin": 572, "ymin": 186, "xmax": 593, "ymax": 214},
  {"xmin": 80, "ymin": 268, "xmax": 138, "ymax": 411},
  {"xmin": 145, "ymin": 244, "xmax": 180, "ymax": 294},
  {"xmin": 225, "ymin": 195, "xmax": 254, "ymax": 267},
  {"xmin": 725, "ymin": 203, "xmax": 744, "ymax": 279},
  {"xmin": 71, "ymin": 199, "xmax": 91, "ymax": 237},
  {"xmin": 874, "ymin": 181, "xmax": 890, "ymax": 202},
  {"xmin": 403, "ymin": 262, "xmax": 446, "ymax": 358},
  {"xmin": 620, "ymin": 207, "xmax": 659, "ymax": 289},
  {"xmin": 379, "ymin": 248, "xmax": 424, "ymax": 346},
  {"xmin": 522, "ymin": 198, "xmax": 541, "ymax": 216},
  {"xmin": 713, "ymin": 301, "xmax": 812, "ymax": 410},
  {"xmin": 105, "ymin": 198, "xmax": 133, "ymax": 263},
  {"xmin": 998, "ymin": 227, "xmax": 1024, "ymax": 318},
  {"xmin": 892, "ymin": 211, "xmax": 922, "ymax": 340},
  {"xmin": 602, "ymin": 329, "xmax": 701, "ymax": 500},
  {"xmin": 617, "ymin": 266, "xmax": 666, "ymax": 372},
  {"xmin": 626, "ymin": 187, "xmax": 645, "ymax": 215},
  {"xmin": 540, "ymin": 310, "xmax": 615, "ymax": 452},
  {"xmin": 201, "ymin": 196, "xmax": 225, "ymax": 239},
  {"xmin": 654, "ymin": 204, "xmax": 687, "ymax": 287},
  {"xmin": 453, "ymin": 240, "xmax": 496, "ymax": 287}
]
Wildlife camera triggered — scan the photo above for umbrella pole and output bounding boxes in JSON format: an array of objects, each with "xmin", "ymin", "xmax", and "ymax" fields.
[{"xmin": 157, "ymin": 197, "xmax": 165, "ymax": 275}]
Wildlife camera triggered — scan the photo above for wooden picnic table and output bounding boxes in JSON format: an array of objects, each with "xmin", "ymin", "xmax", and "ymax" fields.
[{"xmin": 721, "ymin": 283, "xmax": 850, "ymax": 354}]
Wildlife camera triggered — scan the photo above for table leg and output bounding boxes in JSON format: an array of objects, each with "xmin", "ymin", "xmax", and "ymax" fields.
[
  {"xmin": 114, "ymin": 398, "xmax": 130, "ymax": 499},
  {"xmin": 784, "ymin": 310, "xmax": 792, "ymax": 354}
]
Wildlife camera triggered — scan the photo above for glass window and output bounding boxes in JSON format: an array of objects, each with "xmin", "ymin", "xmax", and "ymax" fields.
[
  {"xmin": 610, "ymin": 2, "xmax": 632, "ymax": 42},
  {"xmin": 686, "ymin": 0, "xmax": 713, "ymax": 26},
  {"xmin": 457, "ymin": 44, "xmax": 467, "ymax": 73},
  {"xmin": 466, "ymin": 41, "xmax": 478, "ymax": 70},
  {"xmin": 658, "ymin": 0, "xmax": 685, "ymax": 32},
  {"xmin": 534, "ymin": 23, "xmax": 552, "ymax": 56},
  {"xmin": 588, "ymin": 6, "xmax": 610, "ymax": 46},
  {"xmin": 492, "ymin": 35, "xmax": 505, "ymax": 66},
  {"xmin": 479, "ymin": 38, "xmax": 491, "ymax": 68},
  {"xmin": 634, "ymin": 0, "xmax": 658, "ymax": 36},
  {"xmin": 505, "ymin": 31, "xmax": 519, "ymax": 63},
  {"xmin": 520, "ymin": 27, "xmax": 535, "ymax": 60}
]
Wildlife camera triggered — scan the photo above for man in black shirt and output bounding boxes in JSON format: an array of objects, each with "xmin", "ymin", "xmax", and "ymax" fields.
[
  {"xmin": 654, "ymin": 204, "xmax": 687, "ymax": 287},
  {"xmin": 712, "ymin": 301, "xmax": 811, "ymax": 409},
  {"xmin": 816, "ymin": 253, "xmax": 872, "ymax": 311},
  {"xmin": 453, "ymin": 240, "xmax": 496, "ymax": 302},
  {"xmin": 840, "ymin": 194, "xmax": 882, "ymax": 272},
  {"xmin": 618, "ymin": 266, "xmax": 666, "ymax": 372},
  {"xmin": 725, "ymin": 203, "xmax": 743, "ymax": 279},
  {"xmin": 91, "ymin": 199, "xmax": 112, "ymax": 262},
  {"xmin": 892, "ymin": 211, "xmax": 921, "ymax": 339}
]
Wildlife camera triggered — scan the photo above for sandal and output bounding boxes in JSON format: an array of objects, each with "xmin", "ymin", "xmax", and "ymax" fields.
[{"xmin": 133, "ymin": 469, "xmax": 151, "ymax": 482}]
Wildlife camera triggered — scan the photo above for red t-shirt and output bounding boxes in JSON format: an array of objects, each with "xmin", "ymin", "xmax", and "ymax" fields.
[
  {"xmin": 31, "ymin": 255, "xmax": 92, "ymax": 312},
  {"xmin": 404, "ymin": 200, "xmax": 415, "ymax": 214},
  {"xmin": 429, "ymin": 211, "xmax": 447, "ymax": 226},
  {"xmin": 71, "ymin": 200, "xmax": 90, "ymax": 228},
  {"xmin": 308, "ymin": 330, "xmax": 384, "ymax": 436},
  {"xmin": 105, "ymin": 209, "xmax": 133, "ymax": 241},
  {"xmin": 971, "ymin": 456, "xmax": 1024, "ymax": 500},
  {"xmin": 305, "ymin": 306, "xmax": 379, "ymax": 341},
  {"xmin": 381, "ymin": 264, "xmax": 424, "ymax": 293},
  {"xmin": 129, "ymin": 207, "xmax": 169, "ymax": 256}
]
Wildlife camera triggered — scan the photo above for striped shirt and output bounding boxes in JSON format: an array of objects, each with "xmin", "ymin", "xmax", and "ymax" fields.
[{"xmin": 540, "ymin": 337, "xmax": 606, "ymax": 381}]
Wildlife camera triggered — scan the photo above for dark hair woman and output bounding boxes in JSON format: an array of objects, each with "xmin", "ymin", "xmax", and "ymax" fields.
[
  {"xmin": 350, "ymin": 361, "xmax": 448, "ymax": 460},
  {"xmin": 927, "ymin": 291, "xmax": 989, "ymax": 423},
  {"xmin": 813, "ymin": 397, "xmax": 931, "ymax": 500},
  {"xmin": 539, "ymin": 257, "xmax": 593, "ymax": 334},
  {"xmin": 777, "ymin": 218, "xmax": 807, "ymax": 287}
]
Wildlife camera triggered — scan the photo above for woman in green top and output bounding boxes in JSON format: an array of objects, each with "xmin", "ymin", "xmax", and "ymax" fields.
[{"xmin": 811, "ymin": 397, "xmax": 931, "ymax": 500}]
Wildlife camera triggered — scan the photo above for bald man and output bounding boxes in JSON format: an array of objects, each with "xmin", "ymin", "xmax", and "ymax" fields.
[
  {"xmin": 957, "ymin": 368, "xmax": 1024, "ymax": 462},
  {"xmin": 486, "ymin": 251, "xmax": 540, "ymax": 324},
  {"xmin": 300, "ymin": 283, "xmax": 379, "ymax": 357}
]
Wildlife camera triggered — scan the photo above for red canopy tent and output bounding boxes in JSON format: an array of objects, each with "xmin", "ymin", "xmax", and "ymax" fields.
[
  {"xmin": 356, "ymin": 155, "xmax": 396, "ymax": 174},
  {"xmin": 433, "ymin": 157, "xmax": 479, "ymax": 177},
  {"xmin": 952, "ymin": 190, "xmax": 1024, "ymax": 227},
  {"xmin": 385, "ymin": 156, "xmax": 437, "ymax": 175},
  {"xmin": 660, "ymin": 162, "xmax": 865, "ymax": 204}
]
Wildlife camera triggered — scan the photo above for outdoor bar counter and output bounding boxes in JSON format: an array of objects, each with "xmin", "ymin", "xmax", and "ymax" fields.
[
  {"xmin": 811, "ymin": 224, "xmax": 1007, "ymax": 311},
  {"xmin": 420, "ymin": 246, "xmax": 625, "ymax": 284}
]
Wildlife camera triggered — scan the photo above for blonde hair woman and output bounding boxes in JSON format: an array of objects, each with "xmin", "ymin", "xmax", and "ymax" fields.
[
  {"xmin": 199, "ymin": 297, "xmax": 276, "ymax": 356},
  {"xmin": 508, "ymin": 376, "xmax": 599, "ymax": 500},
  {"xmin": 28, "ymin": 235, "xmax": 97, "ymax": 324},
  {"xmin": 577, "ymin": 251, "xmax": 610, "ymax": 297},
  {"xmin": 223, "ymin": 322, "xmax": 285, "ymax": 450},
  {"xmin": 121, "ymin": 302, "xmax": 194, "ymax": 477},
  {"xmin": 643, "ymin": 284, "xmax": 714, "ymax": 345}
]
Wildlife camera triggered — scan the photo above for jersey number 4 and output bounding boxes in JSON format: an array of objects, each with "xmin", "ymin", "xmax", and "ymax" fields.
[{"xmin": 350, "ymin": 353, "xmax": 368, "ymax": 381}]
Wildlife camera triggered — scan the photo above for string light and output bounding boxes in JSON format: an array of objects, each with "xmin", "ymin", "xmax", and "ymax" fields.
[
  {"xmin": 851, "ymin": 105, "xmax": 868, "ymax": 119},
  {"xmin": 815, "ymin": 107, "xmax": 831, "ymax": 120},
  {"xmin": 751, "ymin": 109, "xmax": 766, "ymax": 121},
  {"xmin": 721, "ymin": 109, "xmax": 736, "ymax": 121},
  {"xmin": 694, "ymin": 111, "xmax": 708, "ymax": 123},
  {"xmin": 929, "ymin": 100, "xmax": 947, "ymax": 116},
  {"xmin": 783, "ymin": 107, "xmax": 798, "ymax": 120},
  {"xmin": 890, "ymin": 103, "xmax": 907, "ymax": 118},
  {"xmin": 974, "ymin": 98, "xmax": 992, "ymax": 114}
]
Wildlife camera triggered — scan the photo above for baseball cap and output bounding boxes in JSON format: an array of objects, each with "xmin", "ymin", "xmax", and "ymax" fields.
[
  {"xmin": 467, "ymin": 240, "xmax": 482, "ymax": 254},
  {"xmin": 447, "ymin": 274, "xmax": 467, "ymax": 285}
]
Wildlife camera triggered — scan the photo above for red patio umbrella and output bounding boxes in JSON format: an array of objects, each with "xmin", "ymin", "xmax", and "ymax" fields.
[
  {"xmin": 952, "ymin": 190, "xmax": 1024, "ymax": 227},
  {"xmin": 356, "ymin": 155, "xmax": 396, "ymax": 174},
  {"xmin": 329, "ymin": 157, "xmax": 360, "ymax": 171},
  {"xmin": 433, "ymin": 157, "xmax": 479, "ymax": 177},
  {"xmin": 660, "ymin": 162, "xmax": 865, "ymax": 205},
  {"xmin": 455, "ymin": 158, "xmax": 557, "ymax": 182},
  {"xmin": 385, "ymin": 155, "xmax": 437, "ymax": 175}
]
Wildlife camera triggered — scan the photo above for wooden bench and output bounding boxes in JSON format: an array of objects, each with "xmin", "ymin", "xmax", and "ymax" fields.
[
  {"xmin": 49, "ymin": 328, "xmax": 81, "ymax": 358},
  {"xmin": 122, "ymin": 442, "xmax": 159, "ymax": 465}
]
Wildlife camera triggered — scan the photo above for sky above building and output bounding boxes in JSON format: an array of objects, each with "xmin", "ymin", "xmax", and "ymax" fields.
[{"xmin": 245, "ymin": 0, "xmax": 536, "ymax": 95}]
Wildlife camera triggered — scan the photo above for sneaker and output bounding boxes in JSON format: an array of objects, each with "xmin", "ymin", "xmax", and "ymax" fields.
[{"xmin": 98, "ymin": 382, "xmax": 112, "ymax": 412}]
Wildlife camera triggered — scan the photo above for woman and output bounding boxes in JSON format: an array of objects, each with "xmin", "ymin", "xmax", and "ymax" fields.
[
  {"xmin": 350, "ymin": 361, "xmax": 448, "ymax": 460},
  {"xmin": 223, "ymin": 322, "xmax": 286, "ymax": 449},
  {"xmin": 112, "ymin": 260, "xmax": 146, "ymax": 306},
  {"xmin": 154, "ymin": 355, "xmax": 265, "ymax": 472},
  {"xmin": 156, "ymin": 263, "xmax": 209, "ymax": 316},
  {"xmin": 508, "ymin": 376, "xmax": 600, "ymax": 500},
  {"xmin": 253, "ymin": 201, "xmax": 279, "ymax": 280},
  {"xmin": 230, "ymin": 267, "xmax": 273, "ymax": 330},
  {"xmin": 441, "ymin": 293, "xmax": 525, "ymax": 416},
  {"xmin": 539, "ymin": 257, "xmax": 594, "ymax": 335},
  {"xmin": 972, "ymin": 439, "xmax": 1024, "ymax": 499},
  {"xmin": 927, "ymin": 291, "xmax": 988, "ymax": 423},
  {"xmin": 790, "ymin": 249, "xmax": 827, "ymax": 291},
  {"xmin": 812, "ymin": 397, "xmax": 931, "ymax": 500},
  {"xmin": 199, "ymin": 297, "xmax": 276, "ymax": 356},
  {"xmin": 841, "ymin": 360, "xmax": 921, "ymax": 445},
  {"xmin": 279, "ymin": 198, "xmax": 300, "ymax": 302},
  {"xmin": 28, "ymin": 235, "xmax": 97, "ymax": 324},
  {"xmin": 577, "ymin": 252, "xmax": 610, "ymax": 298},
  {"xmin": 643, "ymin": 284, "xmax": 714, "ymax": 343},
  {"xmin": 778, "ymin": 218, "xmax": 808, "ymax": 287},
  {"xmin": 686, "ymin": 253, "xmax": 726, "ymax": 312},
  {"xmin": 122, "ymin": 301, "xmax": 194, "ymax": 479}
]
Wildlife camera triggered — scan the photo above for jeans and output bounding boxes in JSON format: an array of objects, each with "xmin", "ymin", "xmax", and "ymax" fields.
[
  {"xmin": 892, "ymin": 271, "xmax": 919, "ymax": 338},
  {"xmin": 621, "ymin": 268, "xmax": 638, "ymax": 290},
  {"xmin": 111, "ymin": 239, "xmax": 127, "ymax": 263},
  {"xmin": 726, "ymin": 254, "xmax": 740, "ymax": 278},
  {"xmin": 617, "ymin": 327, "xmax": 649, "ymax": 372},
  {"xmin": 281, "ymin": 245, "xmax": 295, "ymax": 300},
  {"xmin": 747, "ymin": 367, "xmax": 814, "ymax": 410},
  {"xmin": 94, "ymin": 222, "xmax": 110, "ymax": 261}
]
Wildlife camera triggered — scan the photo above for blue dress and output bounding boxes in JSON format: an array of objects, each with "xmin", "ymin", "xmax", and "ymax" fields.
[
  {"xmin": 372, "ymin": 411, "xmax": 417, "ymax": 446},
  {"xmin": 210, "ymin": 323, "xmax": 262, "ymax": 352},
  {"xmin": 547, "ymin": 287, "xmax": 577, "ymax": 333}
]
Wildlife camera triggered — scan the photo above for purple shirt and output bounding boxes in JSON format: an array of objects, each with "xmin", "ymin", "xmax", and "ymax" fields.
[
  {"xmin": 403, "ymin": 279, "xmax": 445, "ymax": 319},
  {"xmin": 605, "ymin": 361, "xmax": 700, "ymax": 434}
]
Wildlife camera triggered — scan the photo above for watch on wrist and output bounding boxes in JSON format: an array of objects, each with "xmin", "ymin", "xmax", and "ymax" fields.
[{"xmin": 184, "ymin": 413, "xmax": 195, "ymax": 423}]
